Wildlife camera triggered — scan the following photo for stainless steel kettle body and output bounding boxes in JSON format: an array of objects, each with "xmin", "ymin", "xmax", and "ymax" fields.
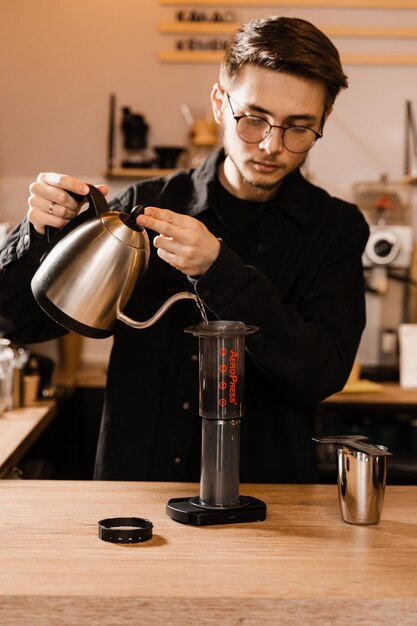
[{"xmin": 31, "ymin": 185, "xmax": 198, "ymax": 338}]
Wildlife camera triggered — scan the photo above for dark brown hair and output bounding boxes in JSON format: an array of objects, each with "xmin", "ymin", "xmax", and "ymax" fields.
[{"xmin": 220, "ymin": 16, "xmax": 348, "ymax": 111}]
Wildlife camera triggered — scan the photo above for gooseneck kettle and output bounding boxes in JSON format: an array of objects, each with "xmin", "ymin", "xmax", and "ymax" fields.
[{"xmin": 31, "ymin": 184, "xmax": 198, "ymax": 338}]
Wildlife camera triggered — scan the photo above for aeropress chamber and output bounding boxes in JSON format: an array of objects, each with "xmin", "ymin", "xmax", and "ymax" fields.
[{"xmin": 166, "ymin": 321, "xmax": 267, "ymax": 525}]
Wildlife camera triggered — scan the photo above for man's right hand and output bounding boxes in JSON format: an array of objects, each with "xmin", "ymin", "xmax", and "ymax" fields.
[{"xmin": 27, "ymin": 172, "xmax": 109, "ymax": 234}]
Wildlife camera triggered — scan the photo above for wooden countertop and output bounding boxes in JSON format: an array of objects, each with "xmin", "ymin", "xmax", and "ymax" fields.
[
  {"xmin": 1, "ymin": 481, "xmax": 416, "ymax": 625},
  {"xmin": 324, "ymin": 382, "xmax": 417, "ymax": 407},
  {"xmin": 0, "ymin": 401, "xmax": 56, "ymax": 478}
]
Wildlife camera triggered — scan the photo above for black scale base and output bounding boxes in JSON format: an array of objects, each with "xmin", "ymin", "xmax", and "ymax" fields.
[{"xmin": 166, "ymin": 495, "xmax": 267, "ymax": 526}]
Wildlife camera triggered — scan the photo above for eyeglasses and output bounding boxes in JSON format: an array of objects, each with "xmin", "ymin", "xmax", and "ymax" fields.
[{"xmin": 226, "ymin": 93, "xmax": 323, "ymax": 154}]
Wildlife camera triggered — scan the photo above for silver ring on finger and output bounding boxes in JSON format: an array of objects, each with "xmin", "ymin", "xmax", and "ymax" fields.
[{"xmin": 48, "ymin": 201, "xmax": 56, "ymax": 214}]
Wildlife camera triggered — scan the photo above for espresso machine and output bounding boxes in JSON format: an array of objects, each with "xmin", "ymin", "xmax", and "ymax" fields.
[{"xmin": 354, "ymin": 177, "xmax": 416, "ymax": 379}]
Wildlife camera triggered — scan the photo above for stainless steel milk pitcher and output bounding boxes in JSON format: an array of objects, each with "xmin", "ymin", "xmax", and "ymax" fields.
[
  {"xmin": 337, "ymin": 440, "xmax": 391, "ymax": 525},
  {"xmin": 313, "ymin": 436, "xmax": 392, "ymax": 525},
  {"xmin": 31, "ymin": 184, "xmax": 198, "ymax": 338}
]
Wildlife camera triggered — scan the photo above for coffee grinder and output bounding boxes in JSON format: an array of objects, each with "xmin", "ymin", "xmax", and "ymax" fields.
[
  {"xmin": 166, "ymin": 320, "xmax": 267, "ymax": 526},
  {"xmin": 120, "ymin": 106, "xmax": 155, "ymax": 168}
]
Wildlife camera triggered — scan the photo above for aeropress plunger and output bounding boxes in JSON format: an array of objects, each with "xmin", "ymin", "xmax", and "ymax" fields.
[{"xmin": 166, "ymin": 320, "xmax": 267, "ymax": 525}]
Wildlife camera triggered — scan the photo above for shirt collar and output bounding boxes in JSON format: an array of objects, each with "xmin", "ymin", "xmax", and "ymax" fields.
[
  {"xmin": 188, "ymin": 147, "xmax": 225, "ymax": 217},
  {"xmin": 273, "ymin": 168, "xmax": 312, "ymax": 229},
  {"xmin": 188, "ymin": 146, "xmax": 312, "ymax": 229}
]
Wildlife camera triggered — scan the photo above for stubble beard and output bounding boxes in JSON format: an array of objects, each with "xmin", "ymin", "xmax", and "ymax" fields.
[{"xmin": 226, "ymin": 150, "xmax": 284, "ymax": 192}]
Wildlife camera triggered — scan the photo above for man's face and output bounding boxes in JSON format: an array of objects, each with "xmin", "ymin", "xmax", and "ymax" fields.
[{"xmin": 211, "ymin": 65, "xmax": 328, "ymax": 201}]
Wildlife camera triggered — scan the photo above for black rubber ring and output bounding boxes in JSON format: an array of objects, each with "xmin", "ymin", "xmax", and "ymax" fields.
[{"xmin": 98, "ymin": 517, "xmax": 153, "ymax": 543}]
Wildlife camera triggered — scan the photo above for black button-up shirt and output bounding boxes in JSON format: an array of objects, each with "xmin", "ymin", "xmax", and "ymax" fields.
[{"xmin": 0, "ymin": 148, "xmax": 369, "ymax": 483}]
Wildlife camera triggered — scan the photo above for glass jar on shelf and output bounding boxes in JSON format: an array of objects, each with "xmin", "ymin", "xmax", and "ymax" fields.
[
  {"xmin": 0, "ymin": 339, "xmax": 14, "ymax": 414},
  {"xmin": 179, "ymin": 119, "xmax": 219, "ymax": 169}
]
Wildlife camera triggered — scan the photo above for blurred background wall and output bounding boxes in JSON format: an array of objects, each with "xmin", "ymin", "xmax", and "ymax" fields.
[
  {"xmin": 1, "ymin": 0, "xmax": 416, "ymax": 365},
  {"xmin": 1, "ymin": 1, "xmax": 416, "ymax": 202}
]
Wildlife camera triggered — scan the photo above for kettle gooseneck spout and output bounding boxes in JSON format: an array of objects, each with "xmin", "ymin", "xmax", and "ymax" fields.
[{"xmin": 117, "ymin": 291, "xmax": 199, "ymax": 329}]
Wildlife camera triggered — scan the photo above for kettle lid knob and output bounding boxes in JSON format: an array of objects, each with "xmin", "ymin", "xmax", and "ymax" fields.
[{"xmin": 127, "ymin": 205, "xmax": 145, "ymax": 231}]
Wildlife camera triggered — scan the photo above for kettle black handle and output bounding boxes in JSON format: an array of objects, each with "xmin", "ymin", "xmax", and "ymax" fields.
[{"xmin": 45, "ymin": 184, "xmax": 109, "ymax": 244}]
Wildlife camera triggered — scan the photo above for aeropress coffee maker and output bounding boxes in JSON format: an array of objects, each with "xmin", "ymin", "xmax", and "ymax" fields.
[{"xmin": 166, "ymin": 320, "xmax": 267, "ymax": 526}]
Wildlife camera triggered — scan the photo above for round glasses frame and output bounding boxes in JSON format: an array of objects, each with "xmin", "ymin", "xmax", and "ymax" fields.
[{"xmin": 226, "ymin": 93, "xmax": 323, "ymax": 154}]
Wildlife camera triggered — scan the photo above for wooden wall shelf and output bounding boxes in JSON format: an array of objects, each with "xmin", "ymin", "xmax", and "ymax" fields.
[
  {"xmin": 159, "ymin": 1, "xmax": 417, "ymax": 65},
  {"xmin": 324, "ymin": 26, "xmax": 417, "ymax": 38},
  {"xmin": 158, "ymin": 51, "xmax": 225, "ymax": 63},
  {"xmin": 160, "ymin": 0, "xmax": 417, "ymax": 9},
  {"xmin": 104, "ymin": 167, "xmax": 176, "ymax": 179},
  {"xmin": 159, "ymin": 22, "xmax": 239, "ymax": 35},
  {"xmin": 160, "ymin": 22, "xmax": 417, "ymax": 39},
  {"xmin": 158, "ymin": 50, "xmax": 417, "ymax": 65},
  {"xmin": 342, "ymin": 53, "xmax": 417, "ymax": 65}
]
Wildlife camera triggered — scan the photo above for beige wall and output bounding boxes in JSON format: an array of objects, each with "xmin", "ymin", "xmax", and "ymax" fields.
[
  {"xmin": 0, "ymin": 0, "xmax": 416, "ymax": 218},
  {"xmin": 0, "ymin": 0, "xmax": 218, "ymax": 177}
]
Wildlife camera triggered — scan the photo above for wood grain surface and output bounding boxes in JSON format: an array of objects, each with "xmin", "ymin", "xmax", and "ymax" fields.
[
  {"xmin": 0, "ymin": 403, "xmax": 56, "ymax": 478},
  {"xmin": 324, "ymin": 382, "xmax": 417, "ymax": 405},
  {"xmin": 0, "ymin": 481, "xmax": 416, "ymax": 625}
]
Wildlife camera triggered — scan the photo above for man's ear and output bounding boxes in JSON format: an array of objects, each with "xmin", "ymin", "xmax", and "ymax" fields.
[{"xmin": 210, "ymin": 83, "xmax": 225, "ymax": 125}]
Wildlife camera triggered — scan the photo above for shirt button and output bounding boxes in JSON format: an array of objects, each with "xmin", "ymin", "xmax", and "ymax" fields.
[
  {"xmin": 190, "ymin": 354, "xmax": 198, "ymax": 362},
  {"xmin": 174, "ymin": 457, "xmax": 182, "ymax": 465},
  {"xmin": 182, "ymin": 402, "xmax": 190, "ymax": 410},
  {"xmin": 257, "ymin": 243, "xmax": 265, "ymax": 253}
]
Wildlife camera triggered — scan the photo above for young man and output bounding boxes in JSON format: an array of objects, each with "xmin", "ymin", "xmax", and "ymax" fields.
[{"xmin": 0, "ymin": 17, "xmax": 369, "ymax": 483}]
